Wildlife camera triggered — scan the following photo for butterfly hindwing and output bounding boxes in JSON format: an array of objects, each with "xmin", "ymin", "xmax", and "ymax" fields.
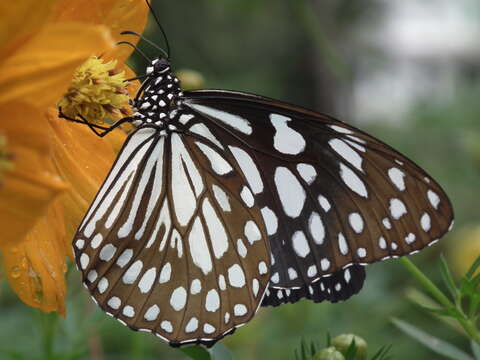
[
  {"xmin": 73, "ymin": 126, "xmax": 271, "ymax": 346},
  {"xmin": 181, "ymin": 90, "xmax": 454, "ymax": 298}
]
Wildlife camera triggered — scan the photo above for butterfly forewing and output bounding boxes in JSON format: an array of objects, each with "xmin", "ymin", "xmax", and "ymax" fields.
[
  {"xmin": 181, "ymin": 90, "xmax": 454, "ymax": 295},
  {"xmin": 73, "ymin": 126, "xmax": 271, "ymax": 346}
]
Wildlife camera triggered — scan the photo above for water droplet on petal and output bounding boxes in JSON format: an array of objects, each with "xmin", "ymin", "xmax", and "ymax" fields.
[{"xmin": 10, "ymin": 266, "xmax": 22, "ymax": 279}]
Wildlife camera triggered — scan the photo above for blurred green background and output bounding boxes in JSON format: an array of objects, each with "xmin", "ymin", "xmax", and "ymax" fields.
[{"xmin": 2, "ymin": 0, "xmax": 480, "ymax": 359}]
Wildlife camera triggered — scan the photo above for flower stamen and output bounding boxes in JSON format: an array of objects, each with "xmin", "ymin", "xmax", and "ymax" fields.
[{"xmin": 58, "ymin": 56, "xmax": 132, "ymax": 125}]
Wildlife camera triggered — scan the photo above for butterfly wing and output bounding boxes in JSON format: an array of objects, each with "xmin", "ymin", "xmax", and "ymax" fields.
[
  {"xmin": 73, "ymin": 126, "xmax": 271, "ymax": 346},
  {"xmin": 181, "ymin": 90, "xmax": 454, "ymax": 304}
]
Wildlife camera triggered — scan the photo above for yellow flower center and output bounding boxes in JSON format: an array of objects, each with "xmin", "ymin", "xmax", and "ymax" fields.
[
  {"xmin": 58, "ymin": 56, "xmax": 132, "ymax": 124},
  {"xmin": 0, "ymin": 134, "xmax": 14, "ymax": 184}
]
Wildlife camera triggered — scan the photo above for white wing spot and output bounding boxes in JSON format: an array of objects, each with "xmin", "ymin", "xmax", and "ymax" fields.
[
  {"xmin": 122, "ymin": 306, "xmax": 135, "ymax": 318},
  {"xmin": 389, "ymin": 198, "xmax": 407, "ymax": 219},
  {"xmin": 202, "ymin": 198, "xmax": 229, "ymax": 259},
  {"xmin": 170, "ymin": 287, "xmax": 187, "ymax": 311},
  {"xmin": 99, "ymin": 244, "xmax": 117, "ymax": 262},
  {"xmin": 107, "ymin": 297, "xmax": 121, "ymax": 310},
  {"xmin": 234, "ymin": 304, "xmax": 248, "ymax": 317},
  {"xmin": 405, "ymin": 233, "xmax": 416, "ymax": 244},
  {"xmin": 189, "ymin": 123, "xmax": 224, "ymax": 149},
  {"xmin": 188, "ymin": 103, "xmax": 252, "ymax": 135},
  {"xmin": 185, "ymin": 317, "xmax": 198, "ymax": 333},
  {"xmin": 224, "ymin": 312, "xmax": 230, "ymax": 324},
  {"xmin": 378, "ymin": 237, "xmax": 387, "ymax": 250},
  {"xmin": 427, "ymin": 190, "xmax": 440, "ymax": 209},
  {"xmin": 329, "ymin": 124, "xmax": 353, "ymax": 134},
  {"xmin": 97, "ymin": 277, "xmax": 109, "ymax": 294},
  {"xmin": 339, "ymin": 163, "xmax": 368, "ymax": 198},
  {"xmin": 87, "ymin": 270, "xmax": 98, "ymax": 283},
  {"xmin": 195, "ymin": 142, "xmax": 233, "ymax": 175},
  {"xmin": 275, "ymin": 166, "xmax": 306, "ymax": 217},
  {"xmin": 271, "ymin": 114, "xmax": 306, "ymax": 155},
  {"xmin": 203, "ymin": 323, "xmax": 216, "ymax": 334},
  {"xmin": 318, "ymin": 195, "xmax": 331, "ymax": 212},
  {"xmin": 292, "ymin": 231, "xmax": 310, "ymax": 257},
  {"xmin": 229, "ymin": 146, "xmax": 264, "ymax": 194},
  {"xmin": 205, "ymin": 289, "xmax": 220, "ymax": 312},
  {"xmin": 258, "ymin": 261, "xmax": 268, "ymax": 275},
  {"xmin": 338, "ymin": 233, "xmax": 349, "ymax": 255},
  {"xmin": 240, "ymin": 186, "xmax": 254, "ymax": 207},
  {"xmin": 212, "ymin": 184, "xmax": 231, "ymax": 212},
  {"xmin": 80, "ymin": 254, "xmax": 89, "ymax": 270},
  {"xmin": 309, "ymin": 212, "xmax": 325, "ymax": 245},
  {"xmin": 237, "ymin": 239, "xmax": 248, "ymax": 258},
  {"xmin": 307, "ymin": 265, "xmax": 318, "ymax": 277},
  {"xmin": 348, "ymin": 212, "xmax": 364, "ymax": 234},
  {"xmin": 252, "ymin": 278, "xmax": 260, "ymax": 297},
  {"xmin": 91, "ymin": 234, "xmax": 103, "ymax": 249},
  {"xmin": 261, "ymin": 207, "xmax": 278, "ymax": 236},
  {"xmin": 297, "ymin": 163, "xmax": 317, "ymax": 184},
  {"xmin": 421, "ymin": 212, "xmax": 431, "ymax": 232},
  {"xmin": 388, "ymin": 168, "xmax": 406, "ymax": 191},
  {"xmin": 138, "ymin": 267, "xmax": 157, "ymax": 293},
  {"xmin": 271, "ymin": 272, "xmax": 280, "ymax": 283},
  {"xmin": 161, "ymin": 321, "xmax": 173, "ymax": 333},
  {"xmin": 244, "ymin": 220, "xmax": 261, "ymax": 244},
  {"xmin": 382, "ymin": 218, "xmax": 392, "ymax": 230},
  {"xmin": 188, "ymin": 216, "xmax": 212, "ymax": 275},
  {"xmin": 75, "ymin": 239, "xmax": 85, "ymax": 249},
  {"xmin": 144, "ymin": 305, "xmax": 160, "ymax": 321},
  {"xmin": 218, "ymin": 274, "xmax": 226, "ymax": 291},
  {"xmin": 321, "ymin": 258, "xmax": 331, "ymax": 271},
  {"xmin": 344, "ymin": 269, "xmax": 351, "ymax": 283},
  {"xmin": 357, "ymin": 248, "xmax": 367, "ymax": 258},
  {"xmin": 159, "ymin": 263, "xmax": 172, "ymax": 284},
  {"xmin": 190, "ymin": 279, "xmax": 202, "ymax": 295},
  {"xmin": 329, "ymin": 138, "xmax": 363, "ymax": 172},
  {"xmin": 116, "ymin": 248, "xmax": 133, "ymax": 268},
  {"xmin": 288, "ymin": 267, "xmax": 298, "ymax": 280},
  {"xmin": 123, "ymin": 260, "xmax": 143, "ymax": 284},
  {"xmin": 228, "ymin": 264, "xmax": 246, "ymax": 288}
]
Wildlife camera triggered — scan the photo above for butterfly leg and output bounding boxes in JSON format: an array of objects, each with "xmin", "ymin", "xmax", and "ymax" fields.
[{"xmin": 58, "ymin": 107, "xmax": 133, "ymax": 138}]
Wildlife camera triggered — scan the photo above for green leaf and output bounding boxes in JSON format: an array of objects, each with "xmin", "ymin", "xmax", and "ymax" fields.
[
  {"xmin": 392, "ymin": 318, "xmax": 474, "ymax": 360},
  {"xmin": 344, "ymin": 339, "xmax": 357, "ymax": 360},
  {"xmin": 471, "ymin": 340, "xmax": 480, "ymax": 360},
  {"xmin": 209, "ymin": 343, "xmax": 233, "ymax": 360},
  {"xmin": 370, "ymin": 345, "xmax": 393, "ymax": 360},
  {"xmin": 181, "ymin": 345, "xmax": 212, "ymax": 360},
  {"xmin": 440, "ymin": 255, "xmax": 458, "ymax": 300},
  {"xmin": 466, "ymin": 256, "xmax": 480, "ymax": 280}
]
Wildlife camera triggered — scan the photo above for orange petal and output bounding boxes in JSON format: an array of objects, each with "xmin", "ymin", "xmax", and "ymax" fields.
[
  {"xmin": 0, "ymin": 0, "xmax": 59, "ymax": 61},
  {"xmin": 0, "ymin": 23, "xmax": 115, "ymax": 108},
  {"xmin": 47, "ymin": 109, "xmax": 126, "ymax": 237},
  {"xmin": 0, "ymin": 102, "xmax": 68, "ymax": 247},
  {"xmin": 51, "ymin": 0, "xmax": 149, "ymax": 63},
  {"xmin": 2, "ymin": 201, "xmax": 68, "ymax": 315}
]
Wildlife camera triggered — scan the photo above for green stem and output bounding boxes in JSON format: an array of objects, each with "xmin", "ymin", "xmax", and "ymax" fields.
[{"xmin": 400, "ymin": 257, "xmax": 480, "ymax": 344}]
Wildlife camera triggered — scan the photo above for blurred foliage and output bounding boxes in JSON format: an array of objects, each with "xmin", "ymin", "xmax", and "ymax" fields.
[{"xmin": 1, "ymin": 0, "xmax": 480, "ymax": 359}]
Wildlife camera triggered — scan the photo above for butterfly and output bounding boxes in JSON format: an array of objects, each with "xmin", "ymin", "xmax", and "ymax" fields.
[{"xmin": 64, "ymin": 3, "xmax": 454, "ymax": 348}]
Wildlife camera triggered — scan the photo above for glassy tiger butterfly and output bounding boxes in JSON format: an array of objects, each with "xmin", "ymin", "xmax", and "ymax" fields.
[{"xmin": 64, "ymin": 3, "xmax": 454, "ymax": 348}]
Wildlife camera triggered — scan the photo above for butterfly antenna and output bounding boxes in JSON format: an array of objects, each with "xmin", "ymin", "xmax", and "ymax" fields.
[
  {"xmin": 117, "ymin": 41, "xmax": 151, "ymax": 62},
  {"xmin": 145, "ymin": 0, "xmax": 171, "ymax": 58},
  {"xmin": 120, "ymin": 30, "xmax": 169, "ymax": 59}
]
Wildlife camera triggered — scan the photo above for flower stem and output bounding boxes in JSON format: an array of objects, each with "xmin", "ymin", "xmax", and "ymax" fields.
[{"xmin": 400, "ymin": 257, "xmax": 480, "ymax": 344}]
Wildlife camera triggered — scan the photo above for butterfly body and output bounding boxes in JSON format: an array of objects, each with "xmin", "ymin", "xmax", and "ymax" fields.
[{"xmin": 72, "ymin": 57, "xmax": 454, "ymax": 347}]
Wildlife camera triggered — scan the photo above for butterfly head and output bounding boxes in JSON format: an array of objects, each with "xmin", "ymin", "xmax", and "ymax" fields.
[{"xmin": 146, "ymin": 58, "xmax": 171, "ymax": 76}]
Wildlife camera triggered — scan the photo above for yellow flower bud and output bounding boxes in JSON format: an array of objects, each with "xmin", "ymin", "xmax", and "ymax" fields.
[
  {"xmin": 313, "ymin": 347, "xmax": 346, "ymax": 360},
  {"xmin": 332, "ymin": 334, "xmax": 368, "ymax": 360}
]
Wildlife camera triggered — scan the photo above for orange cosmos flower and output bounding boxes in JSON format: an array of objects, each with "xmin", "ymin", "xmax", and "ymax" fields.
[{"xmin": 0, "ymin": 0, "xmax": 148, "ymax": 314}]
